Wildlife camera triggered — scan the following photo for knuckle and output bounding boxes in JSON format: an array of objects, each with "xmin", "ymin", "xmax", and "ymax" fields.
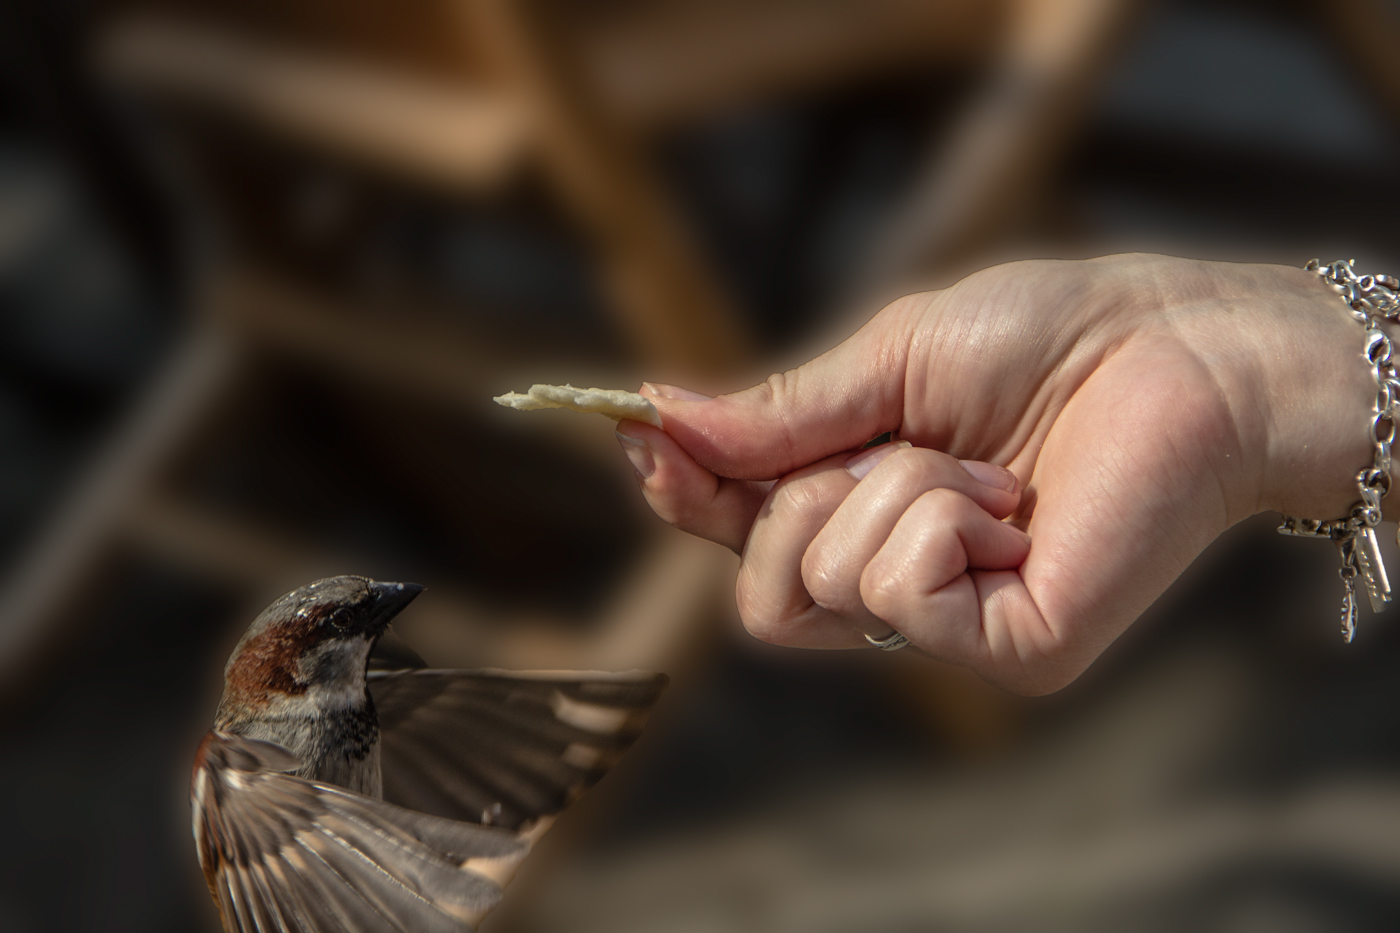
[
  {"xmin": 801, "ymin": 551, "xmax": 847, "ymax": 613},
  {"xmin": 917, "ymin": 486, "xmax": 971, "ymax": 521},
  {"xmin": 739, "ymin": 608, "xmax": 791, "ymax": 645},
  {"xmin": 859, "ymin": 562, "xmax": 910, "ymax": 619},
  {"xmin": 733, "ymin": 570, "xmax": 761, "ymax": 618},
  {"xmin": 733, "ymin": 585, "xmax": 770, "ymax": 639},
  {"xmin": 734, "ymin": 575, "xmax": 791, "ymax": 644}
]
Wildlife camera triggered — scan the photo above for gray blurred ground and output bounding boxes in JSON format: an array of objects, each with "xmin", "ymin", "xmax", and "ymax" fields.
[{"xmin": 4, "ymin": 2, "xmax": 1400, "ymax": 931}]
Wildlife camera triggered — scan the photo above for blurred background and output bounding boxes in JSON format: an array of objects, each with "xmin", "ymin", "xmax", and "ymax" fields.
[{"xmin": 3, "ymin": 0, "xmax": 1400, "ymax": 930}]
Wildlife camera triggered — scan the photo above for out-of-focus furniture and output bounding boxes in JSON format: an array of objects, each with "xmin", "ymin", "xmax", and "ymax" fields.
[
  {"xmin": 1323, "ymin": 0, "xmax": 1400, "ymax": 128},
  {"xmin": 864, "ymin": 0, "xmax": 1140, "ymax": 290}
]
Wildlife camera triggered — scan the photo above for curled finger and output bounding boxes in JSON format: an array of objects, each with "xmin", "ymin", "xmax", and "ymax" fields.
[
  {"xmin": 735, "ymin": 452, "xmax": 889, "ymax": 649},
  {"xmin": 803, "ymin": 445, "xmax": 1022, "ymax": 620},
  {"xmin": 616, "ymin": 419, "xmax": 769, "ymax": 552},
  {"xmin": 860, "ymin": 487, "xmax": 1032, "ymax": 666}
]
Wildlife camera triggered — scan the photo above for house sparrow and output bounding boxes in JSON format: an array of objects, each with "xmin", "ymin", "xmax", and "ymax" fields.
[{"xmin": 191, "ymin": 575, "xmax": 666, "ymax": 932}]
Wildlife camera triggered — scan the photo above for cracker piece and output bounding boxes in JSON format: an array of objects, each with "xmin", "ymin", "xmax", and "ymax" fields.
[{"xmin": 493, "ymin": 384, "xmax": 662, "ymax": 428}]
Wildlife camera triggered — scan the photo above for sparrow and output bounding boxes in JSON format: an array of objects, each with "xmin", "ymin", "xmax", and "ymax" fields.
[{"xmin": 191, "ymin": 575, "xmax": 666, "ymax": 932}]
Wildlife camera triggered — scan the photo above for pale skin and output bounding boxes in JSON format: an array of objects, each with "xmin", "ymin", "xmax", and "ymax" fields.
[{"xmin": 614, "ymin": 255, "xmax": 1383, "ymax": 695}]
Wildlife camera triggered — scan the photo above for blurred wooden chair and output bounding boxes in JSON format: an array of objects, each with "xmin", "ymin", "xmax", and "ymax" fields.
[
  {"xmin": 0, "ymin": 0, "xmax": 1136, "ymax": 714},
  {"xmin": 1324, "ymin": 0, "xmax": 1400, "ymax": 129}
]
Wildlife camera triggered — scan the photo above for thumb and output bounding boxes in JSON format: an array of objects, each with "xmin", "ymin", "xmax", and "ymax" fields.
[{"xmin": 644, "ymin": 308, "xmax": 914, "ymax": 480}]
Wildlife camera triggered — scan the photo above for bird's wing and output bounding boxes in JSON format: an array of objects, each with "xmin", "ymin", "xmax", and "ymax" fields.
[
  {"xmin": 192, "ymin": 731, "xmax": 534, "ymax": 933},
  {"xmin": 368, "ymin": 668, "xmax": 667, "ymax": 831}
]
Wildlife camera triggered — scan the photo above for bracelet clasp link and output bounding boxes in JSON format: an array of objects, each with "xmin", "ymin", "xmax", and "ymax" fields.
[{"xmin": 1280, "ymin": 259, "xmax": 1399, "ymax": 641}]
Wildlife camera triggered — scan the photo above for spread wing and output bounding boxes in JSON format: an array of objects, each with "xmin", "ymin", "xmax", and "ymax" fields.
[
  {"xmin": 191, "ymin": 731, "xmax": 536, "ymax": 933},
  {"xmin": 369, "ymin": 668, "xmax": 667, "ymax": 831}
]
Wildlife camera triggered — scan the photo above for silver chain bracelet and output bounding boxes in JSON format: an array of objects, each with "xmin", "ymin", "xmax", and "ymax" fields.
[{"xmin": 1278, "ymin": 259, "xmax": 1399, "ymax": 642}]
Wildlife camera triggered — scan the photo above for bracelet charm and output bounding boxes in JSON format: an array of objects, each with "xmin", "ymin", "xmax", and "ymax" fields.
[
  {"xmin": 1354, "ymin": 524, "xmax": 1390, "ymax": 611},
  {"xmin": 1279, "ymin": 259, "xmax": 1400, "ymax": 642}
]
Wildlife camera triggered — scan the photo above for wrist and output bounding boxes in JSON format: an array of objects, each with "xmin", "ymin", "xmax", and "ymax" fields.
[
  {"xmin": 1135, "ymin": 257, "xmax": 1377, "ymax": 524},
  {"xmin": 1253, "ymin": 264, "xmax": 1383, "ymax": 521}
]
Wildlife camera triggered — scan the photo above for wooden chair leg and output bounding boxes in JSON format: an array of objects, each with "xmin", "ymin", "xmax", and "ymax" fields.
[
  {"xmin": 1317, "ymin": 0, "xmax": 1400, "ymax": 127},
  {"xmin": 454, "ymin": 0, "xmax": 752, "ymax": 378},
  {"xmin": 864, "ymin": 0, "xmax": 1139, "ymax": 289}
]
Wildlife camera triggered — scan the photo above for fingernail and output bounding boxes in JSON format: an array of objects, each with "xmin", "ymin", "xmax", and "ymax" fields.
[
  {"xmin": 615, "ymin": 429, "xmax": 655, "ymax": 480},
  {"xmin": 959, "ymin": 460, "xmax": 1018, "ymax": 492},
  {"xmin": 846, "ymin": 440, "xmax": 912, "ymax": 480},
  {"xmin": 642, "ymin": 382, "xmax": 712, "ymax": 401}
]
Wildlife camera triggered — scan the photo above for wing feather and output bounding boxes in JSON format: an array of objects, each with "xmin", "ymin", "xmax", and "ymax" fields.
[
  {"xmin": 294, "ymin": 832, "xmax": 415, "ymax": 932},
  {"xmin": 308, "ymin": 818, "xmax": 480, "ymax": 932},
  {"xmin": 277, "ymin": 840, "xmax": 374, "ymax": 931},
  {"xmin": 241, "ymin": 866, "xmax": 285, "ymax": 933},
  {"xmin": 193, "ymin": 732, "xmax": 526, "ymax": 932},
  {"xmin": 244, "ymin": 860, "xmax": 295, "ymax": 933},
  {"xmin": 390, "ymin": 699, "xmax": 591, "ymax": 784},
  {"xmin": 395, "ymin": 728, "xmax": 566, "ymax": 818},
  {"xmin": 286, "ymin": 838, "xmax": 395, "ymax": 933},
  {"xmin": 261, "ymin": 856, "xmax": 332, "ymax": 932},
  {"xmin": 216, "ymin": 873, "xmax": 242, "ymax": 932},
  {"xmin": 379, "ymin": 738, "xmax": 492, "ymax": 824},
  {"xmin": 370, "ymin": 669, "xmax": 667, "ymax": 830}
]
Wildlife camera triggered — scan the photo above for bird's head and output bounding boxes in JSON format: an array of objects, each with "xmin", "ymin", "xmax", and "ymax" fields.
[{"xmin": 218, "ymin": 576, "xmax": 423, "ymax": 716}]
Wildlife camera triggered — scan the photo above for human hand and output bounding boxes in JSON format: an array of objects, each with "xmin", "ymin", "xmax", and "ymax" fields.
[{"xmin": 616, "ymin": 255, "xmax": 1376, "ymax": 693}]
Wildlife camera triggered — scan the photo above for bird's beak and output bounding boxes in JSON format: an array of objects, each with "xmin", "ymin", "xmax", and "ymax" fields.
[{"xmin": 366, "ymin": 581, "xmax": 425, "ymax": 634}]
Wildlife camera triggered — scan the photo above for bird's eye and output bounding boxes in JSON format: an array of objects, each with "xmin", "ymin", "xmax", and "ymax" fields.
[{"xmin": 329, "ymin": 608, "xmax": 352, "ymax": 629}]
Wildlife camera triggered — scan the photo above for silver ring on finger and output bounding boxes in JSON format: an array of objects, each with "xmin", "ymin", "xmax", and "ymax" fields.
[{"xmin": 864, "ymin": 629, "xmax": 910, "ymax": 651}]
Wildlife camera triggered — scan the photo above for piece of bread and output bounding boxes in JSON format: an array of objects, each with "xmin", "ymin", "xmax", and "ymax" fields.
[{"xmin": 493, "ymin": 384, "xmax": 662, "ymax": 428}]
